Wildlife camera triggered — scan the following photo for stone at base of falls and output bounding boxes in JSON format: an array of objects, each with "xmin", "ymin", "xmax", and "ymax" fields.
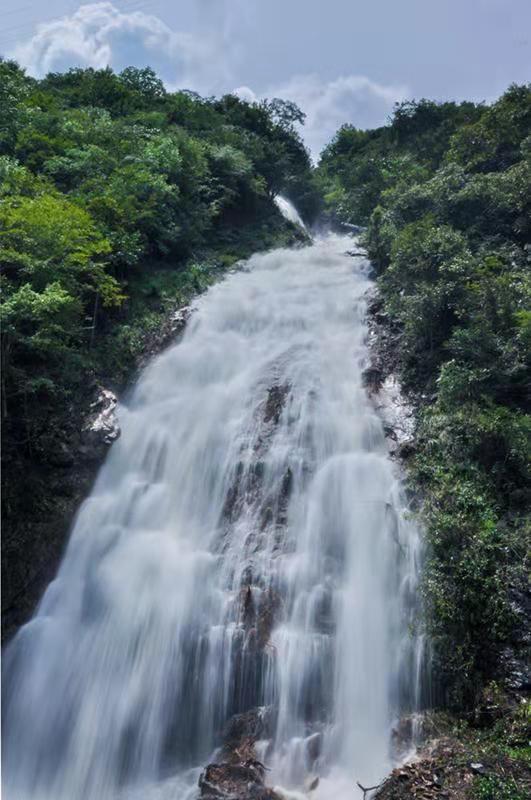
[
  {"xmin": 199, "ymin": 708, "xmax": 280, "ymax": 800},
  {"xmin": 199, "ymin": 761, "xmax": 282, "ymax": 799}
]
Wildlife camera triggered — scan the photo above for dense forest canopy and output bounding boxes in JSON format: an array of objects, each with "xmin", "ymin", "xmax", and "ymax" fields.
[
  {"xmin": 0, "ymin": 60, "xmax": 319, "ymax": 475},
  {"xmin": 317, "ymin": 86, "xmax": 531, "ymax": 706},
  {"xmin": 0, "ymin": 60, "xmax": 321, "ymax": 632},
  {"xmin": 1, "ymin": 61, "xmax": 318, "ymax": 403}
]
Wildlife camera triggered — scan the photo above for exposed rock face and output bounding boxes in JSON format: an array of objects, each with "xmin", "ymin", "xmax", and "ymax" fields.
[
  {"xmin": 2, "ymin": 301, "xmax": 192, "ymax": 643},
  {"xmin": 138, "ymin": 305, "xmax": 193, "ymax": 369},
  {"xmin": 1, "ymin": 384, "xmax": 121, "ymax": 643},
  {"xmin": 363, "ymin": 278, "xmax": 531, "ymax": 696},
  {"xmin": 263, "ymin": 383, "xmax": 290, "ymax": 426},
  {"xmin": 501, "ymin": 579, "xmax": 531, "ymax": 692},
  {"xmin": 80, "ymin": 388, "xmax": 121, "ymax": 461},
  {"xmin": 223, "ymin": 707, "xmax": 274, "ymax": 752},
  {"xmin": 363, "ymin": 289, "xmax": 417, "ymax": 460}
]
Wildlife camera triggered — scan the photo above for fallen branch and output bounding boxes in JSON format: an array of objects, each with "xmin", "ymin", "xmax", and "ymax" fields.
[{"xmin": 357, "ymin": 780, "xmax": 384, "ymax": 798}]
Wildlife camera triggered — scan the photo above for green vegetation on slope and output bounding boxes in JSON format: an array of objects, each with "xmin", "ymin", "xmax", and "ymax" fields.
[
  {"xmin": 0, "ymin": 60, "xmax": 318, "ymax": 631},
  {"xmin": 317, "ymin": 86, "xmax": 531, "ymax": 708}
]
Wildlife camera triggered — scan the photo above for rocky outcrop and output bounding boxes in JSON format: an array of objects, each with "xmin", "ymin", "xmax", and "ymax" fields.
[
  {"xmin": 199, "ymin": 707, "xmax": 281, "ymax": 800},
  {"xmin": 263, "ymin": 383, "xmax": 290, "ymax": 426},
  {"xmin": 199, "ymin": 761, "xmax": 281, "ymax": 800},
  {"xmin": 363, "ymin": 288, "xmax": 417, "ymax": 460},
  {"xmin": 1, "ymin": 383, "xmax": 122, "ymax": 643},
  {"xmin": 138, "ymin": 305, "xmax": 193, "ymax": 370},
  {"xmin": 79, "ymin": 388, "xmax": 121, "ymax": 461},
  {"xmin": 2, "ymin": 305, "xmax": 191, "ymax": 643},
  {"xmin": 375, "ymin": 721, "xmax": 531, "ymax": 800}
]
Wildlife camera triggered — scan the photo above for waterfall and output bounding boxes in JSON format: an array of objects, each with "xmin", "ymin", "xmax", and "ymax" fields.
[
  {"xmin": 274, "ymin": 195, "xmax": 307, "ymax": 230},
  {"xmin": 2, "ymin": 234, "xmax": 422, "ymax": 800}
]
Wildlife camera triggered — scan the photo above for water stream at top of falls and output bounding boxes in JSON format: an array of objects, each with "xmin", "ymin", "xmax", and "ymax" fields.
[
  {"xmin": 2, "ymin": 233, "xmax": 423, "ymax": 800},
  {"xmin": 274, "ymin": 196, "xmax": 307, "ymax": 230}
]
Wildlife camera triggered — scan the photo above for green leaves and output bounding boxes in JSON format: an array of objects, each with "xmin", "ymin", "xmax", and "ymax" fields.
[
  {"xmin": 0, "ymin": 193, "xmax": 111, "ymax": 289},
  {"xmin": 1, "ymin": 282, "xmax": 81, "ymax": 349},
  {"xmin": 317, "ymin": 82, "xmax": 531, "ymax": 706},
  {"xmin": 0, "ymin": 60, "xmax": 314, "ymax": 478}
]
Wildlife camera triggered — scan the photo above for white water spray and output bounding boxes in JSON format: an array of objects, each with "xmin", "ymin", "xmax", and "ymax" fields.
[
  {"xmin": 2, "ymin": 235, "xmax": 422, "ymax": 800},
  {"xmin": 274, "ymin": 195, "xmax": 307, "ymax": 230}
]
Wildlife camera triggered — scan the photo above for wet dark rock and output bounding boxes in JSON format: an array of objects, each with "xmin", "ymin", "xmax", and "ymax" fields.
[
  {"xmin": 260, "ymin": 505, "xmax": 274, "ymax": 530},
  {"xmin": 199, "ymin": 761, "xmax": 281, "ymax": 799},
  {"xmin": 362, "ymin": 365, "xmax": 384, "ymax": 393},
  {"xmin": 199, "ymin": 708, "xmax": 279, "ymax": 800},
  {"xmin": 223, "ymin": 707, "xmax": 273, "ymax": 749},
  {"xmin": 263, "ymin": 383, "xmax": 290, "ymax": 425},
  {"xmin": 241, "ymin": 585, "xmax": 256, "ymax": 626},
  {"xmin": 396, "ymin": 441, "xmax": 416, "ymax": 459},
  {"xmin": 222, "ymin": 482, "xmax": 240, "ymax": 523},
  {"xmin": 221, "ymin": 385, "xmax": 293, "ymax": 541},
  {"xmin": 256, "ymin": 588, "xmax": 281, "ymax": 649},
  {"xmin": 501, "ymin": 648, "xmax": 531, "ymax": 692},
  {"xmin": 383, "ymin": 423, "xmax": 397, "ymax": 440},
  {"xmin": 2, "ymin": 382, "xmax": 124, "ymax": 642},
  {"xmin": 239, "ymin": 585, "xmax": 282, "ymax": 650},
  {"xmin": 390, "ymin": 714, "xmax": 431, "ymax": 759},
  {"xmin": 138, "ymin": 305, "xmax": 193, "ymax": 369},
  {"xmin": 364, "ymin": 289, "xmax": 417, "ymax": 460}
]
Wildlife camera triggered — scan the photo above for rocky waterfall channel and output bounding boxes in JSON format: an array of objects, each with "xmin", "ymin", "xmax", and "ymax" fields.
[{"xmin": 2, "ymin": 233, "xmax": 423, "ymax": 800}]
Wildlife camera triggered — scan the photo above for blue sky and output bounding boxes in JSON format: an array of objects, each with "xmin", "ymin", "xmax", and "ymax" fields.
[{"xmin": 1, "ymin": 1, "xmax": 529, "ymax": 156}]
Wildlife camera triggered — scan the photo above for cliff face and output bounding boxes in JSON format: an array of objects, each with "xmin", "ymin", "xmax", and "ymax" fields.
[{"xmin": 2, "ymin": 387, "xmax": 120, "ymax": 640}]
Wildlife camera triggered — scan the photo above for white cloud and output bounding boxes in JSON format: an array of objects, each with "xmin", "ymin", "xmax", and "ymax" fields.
[
  {"xmin": 10, "ymin": 3, "xmax": 409, "ymax": 158},
  {"xmin": 232, "ymin": 85, "xmax": 258, "ymax": 103},
  {"xmin": 236, "ymin": 74, "xmax": 409, "ymax": 160},
  {"xmin": 9, "ymin": 2, "xmax": 231, "ymax": 94}
]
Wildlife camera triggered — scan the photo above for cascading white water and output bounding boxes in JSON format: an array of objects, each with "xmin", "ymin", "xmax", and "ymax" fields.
[
  {"xmin": 274, "ymin": 196, "xmax": 307, "ymax": 230},
  {"xmin": 2, "ymin": 234, "xmax": 422, "ymax": 800}
]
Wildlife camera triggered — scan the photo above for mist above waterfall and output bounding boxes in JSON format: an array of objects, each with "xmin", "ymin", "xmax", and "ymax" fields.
[{"xmin": 2, "ymin": 235, "xmax": 422, "ymax": 800}]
